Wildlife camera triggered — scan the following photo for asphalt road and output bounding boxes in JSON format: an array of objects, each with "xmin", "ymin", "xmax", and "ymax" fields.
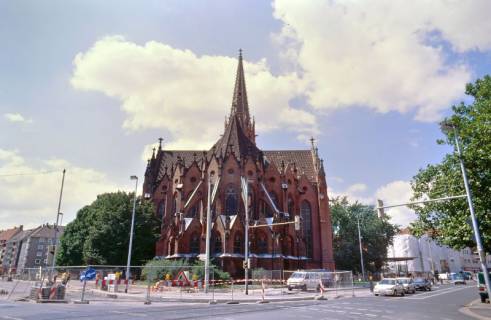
[{"xmin": 0, "ymin": 284, "xmax": 478, "ymax": 320}]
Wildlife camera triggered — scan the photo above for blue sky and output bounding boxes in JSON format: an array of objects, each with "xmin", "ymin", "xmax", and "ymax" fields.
[{"xmin": 1, "ymin": 0, "xmax": 490, "ymax": 229}]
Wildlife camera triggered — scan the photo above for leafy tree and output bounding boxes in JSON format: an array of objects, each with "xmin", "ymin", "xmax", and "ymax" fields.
[
  {"xmin": 57, "ymin": 192, "xmax": 160, "ymax": 266},
  {"xmin": 331, "ymin": 197, "xmax": 398, "ymax": 273},
  {"xmin": 410, "ymin": 76, "xmax": 491, "ymax": 251}
]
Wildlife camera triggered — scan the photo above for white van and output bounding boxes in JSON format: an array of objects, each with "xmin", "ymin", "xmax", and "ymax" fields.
[{"xmin": 287, "ymin": 271, "xmax": 332, "ymax": 291}]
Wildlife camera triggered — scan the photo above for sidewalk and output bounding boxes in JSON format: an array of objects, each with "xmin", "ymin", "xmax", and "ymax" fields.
[{"xmin": 460, "ymin": 299, "xmax": 491, "ymax": 320}]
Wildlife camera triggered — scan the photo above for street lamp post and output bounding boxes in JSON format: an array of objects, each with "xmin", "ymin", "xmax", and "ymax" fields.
[
  {"xmin": 441, "ymin": 122, "xmax": 491, "ymax": 298},
  {"xmin": 125, "ymin": 175, "xmax": 138, "ymax": 293},
  {"xmin": 50, "ymin": 169, "xmax": 66, "ymax": 280},
  {"xmin": 357, "ymin": 216, "xmax": 366, "ymax": 281}
]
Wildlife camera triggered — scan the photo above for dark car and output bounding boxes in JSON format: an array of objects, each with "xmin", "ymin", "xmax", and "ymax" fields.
[{"xmin": 413, "ymin": 278, "xmax": 432, "ymax": 291}]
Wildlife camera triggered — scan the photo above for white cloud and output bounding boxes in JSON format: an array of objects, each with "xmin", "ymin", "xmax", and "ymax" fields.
[
  {"xmin": 0, "ymin": 148, "xmax": 119, "ymax": 230},
  {"xmin": 330, "ymin": 182, "xmax": 374, "ymax": 204},
  {"xmin": 375, "ymin": 180, "xmax": 417, "ymax": 227},
  {"xmin": 4, "ymin": 113, "xmax": 32, "ymax": 124},
  {"xmin": 272, "ymin": 0, "xmax": 491, "ymax": 121},
  {"xmin": 71, "ymin": 36, "xmax": 318, "ymax": 149},
  {"xmin": 330, "ymin": 179, "xmax": 418, "ymax": 227}
]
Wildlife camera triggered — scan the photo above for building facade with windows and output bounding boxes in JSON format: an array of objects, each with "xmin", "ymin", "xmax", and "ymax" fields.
[
  {"xmin": 15, "ymin": 224, "xmax": 64, "ymax": 273},
  {"xmin": 0, "ymin": 226, "xmax": 23, "ymax": 274},
  {"xmin": 143, "ymin": 53, "xmax": 335, "ymax": 277}
]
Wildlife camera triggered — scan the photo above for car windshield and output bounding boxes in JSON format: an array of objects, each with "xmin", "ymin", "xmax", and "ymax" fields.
[
  {"xmin": 397, "ymin": 278, "xmax": 409, "ymax": 284},
  {"xmin": 451, "ymin": 274, "xmax": 464, "ymax": 280},
  {"xmin": 379, "ymin": 279, "xmax": 396, "ymax": 285},
  {"xmin": 290, "ymin": 273, "xmax": 305, "ymax": 279},
  {"xmin": 413, "ymin": 278, "xmax": 425, "ymax": 283}
]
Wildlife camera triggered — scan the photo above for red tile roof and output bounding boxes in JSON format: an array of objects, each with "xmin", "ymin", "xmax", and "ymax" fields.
[{"xmin": 0, "ymin": 227, "xmax": 22, "ymax": 241}]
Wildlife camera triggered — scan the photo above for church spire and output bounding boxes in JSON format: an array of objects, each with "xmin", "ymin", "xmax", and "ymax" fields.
[{"xmin": 230, "ymin": 49, "xmax": 250, "ymax": 128}]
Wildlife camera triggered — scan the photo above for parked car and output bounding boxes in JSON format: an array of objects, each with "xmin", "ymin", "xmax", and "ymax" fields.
[
  {"xmin": 374, "ymin": 278, "xmax": 405, "ymax": 296},
  {"xmin": 478, "ymin": 272, "xmax": 491, "ymax": 303},
  {"xmin": 449, "ymin": 273, "xmax": 466, "ymax": 285},
  {"xmin": 396, "ymin": 277, "xmax": 416, "ymax": 294},
  {"xmin": 287, "ymin": 271, "xmax": 332, "ymax": 291},
  {"xmin": 463, "ymin": 271, "xmax": 473, "ymax": 280},
  {"xmin": 413, "ymin": 278, "xmax": 432, "ymax": 291}
]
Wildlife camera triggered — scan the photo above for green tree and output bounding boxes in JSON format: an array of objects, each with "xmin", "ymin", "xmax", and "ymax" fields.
[
  {"xmin": 57, "ymin": 192, "xmax": 160, "ymax": 265},
  {"xmin": 331, "ymin": 197, "xmax": 398, "ymax": 273},
  {"xmin": 410, "ymin": 75, "xmax": 491, "ymax": 251}
]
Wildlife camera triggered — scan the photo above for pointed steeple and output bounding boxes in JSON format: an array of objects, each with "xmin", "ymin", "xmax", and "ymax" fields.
[{"xmin": 231, "ymin": 49, "xmax": 250, "ymax": 128}]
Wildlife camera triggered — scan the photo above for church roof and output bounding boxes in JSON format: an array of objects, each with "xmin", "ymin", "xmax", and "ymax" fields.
[
  {"xmin": 156, "ymin": 150, "xmax": 204, "ymax": 180},
  {"xmin": 155, "ymin": 149, "xmax": 317, "ymax": 182},
  {"xmin": 263, "ymin": 150, "xmax": 317, "ymax": 181},
  {"xmin": 208, "ymin": 114, "xmax": 261, "ymax": 161}
]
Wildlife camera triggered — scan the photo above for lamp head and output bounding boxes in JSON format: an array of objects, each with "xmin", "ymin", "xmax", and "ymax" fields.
[{"xmin": 130, "ymin": 175, "xmax": 138, "ymax": 180}]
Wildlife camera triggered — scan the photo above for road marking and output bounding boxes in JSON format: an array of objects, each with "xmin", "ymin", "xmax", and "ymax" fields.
[
  {"xmin": 1, "ymin": 316, "xmax": 24, "ymax": 320},
  {"xmin": 126, "ymin": 313, "xmax": 147, "ymax": 317},
  {"xmin": 405, "ymin": 286, "xmax": 470, "ymax": 300}
]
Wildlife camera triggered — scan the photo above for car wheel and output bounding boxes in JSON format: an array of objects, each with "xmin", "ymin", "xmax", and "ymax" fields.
[
  {"xmin": 288, "ymin": 286, "xmax": 292, "ymax": 291},
  {"xmin": 400, "ymin": 290, "xmax": 405, "ymax": 297},
  {"xmin": 481, "ymin": 295, "xmax": 486, "ymax": 303},
  {"xmin": 374, "ymin": 294, "xmax": 379, "ymax": 296},
  {"xmin": 302, "ymin": 285, "xmax": 307, "ymax": 291}
]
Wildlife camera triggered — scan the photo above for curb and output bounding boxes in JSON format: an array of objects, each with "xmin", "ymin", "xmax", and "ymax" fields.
[{"xmin": 459, "ymin": 299, "xmax": 491, "ymax": 320}]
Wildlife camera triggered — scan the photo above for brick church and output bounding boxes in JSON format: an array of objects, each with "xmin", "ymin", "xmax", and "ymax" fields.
[{"xmin": 143, "ymin": 52, "xmax": 335, "ymax": 277}]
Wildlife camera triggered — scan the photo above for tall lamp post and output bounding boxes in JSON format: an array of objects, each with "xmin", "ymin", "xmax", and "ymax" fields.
[
  {"xmin": 125, "ymin": 175, "xmax": 138, "ymax": 293},
  {"xmin": 357, "ymin": 215, "xmax": 366, "ymax": 281},
  {"xmin": 50, "ymin": 169, "xmax": 66, "ymax": 280},
  {"xmin": 441, "ymin": 122, "xmax": 491, "ymax": 297}
]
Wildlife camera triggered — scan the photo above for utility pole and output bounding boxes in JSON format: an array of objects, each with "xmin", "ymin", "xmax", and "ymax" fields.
[
  {"xmin": 51, "ymin": 168, "xmax": 66, "ymax": 280},
  {"xmin": 125, "ymin": 175, "xmax": 138, "ymax": 293},
  {"xmin": 357, "ymin": 217, "xmax": 366, "ymax": 281},
  {"xmin": 241, "ymin": 177, "xmax": 250, "ymax": 295},
  {"xmin": 204, "ymin": 176, "xmax": 212, "ymax": 293},
  {"xmin": 444, "ymin": 123, "xmax": 491, "ymax": 298}
]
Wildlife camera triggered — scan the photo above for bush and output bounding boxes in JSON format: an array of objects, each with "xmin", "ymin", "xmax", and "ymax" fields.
[
  {"xmin": 191, "ymin": 260, "xmax": 230, "ymax": 281},
  {"xmin": 142, "ymin": 259, "xmax": 188, "ymax": 281}
]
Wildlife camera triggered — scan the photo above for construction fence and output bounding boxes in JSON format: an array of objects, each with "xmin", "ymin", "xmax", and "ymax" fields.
[{"xmin": 0, "ymin": 265, "xmax": 356, "ymax": 303}]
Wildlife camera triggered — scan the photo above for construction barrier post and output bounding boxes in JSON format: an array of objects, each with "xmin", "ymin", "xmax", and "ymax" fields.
[{"xmin": 144, "ymin": 277, "xmax": 151, "ymax": 305}]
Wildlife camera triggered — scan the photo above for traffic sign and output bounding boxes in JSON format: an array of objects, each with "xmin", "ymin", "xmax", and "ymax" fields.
[{"xmin": 80, "ymin": 267, "xmax": 96, "ymax": 281}]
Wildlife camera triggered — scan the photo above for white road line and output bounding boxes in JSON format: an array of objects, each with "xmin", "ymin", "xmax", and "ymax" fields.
[
  {"xmin": 405, "ymin": 286, "xmax": 470, "ymax": 300},
  {"xmin": 1, "ymin": 316, "xmax": 24, "ymax": 320},
  {"xmin": 365, "ymin": 314, "xmax": 377, "ymax": 317}
]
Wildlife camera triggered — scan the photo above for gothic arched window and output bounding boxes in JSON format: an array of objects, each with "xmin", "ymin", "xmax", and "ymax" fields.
[
  {"xmin": 213, "ymin": 232, "xmax": 222, "ymax": 254},
  {"xmin": 233, "ymin": 233, "xmax": 243, "ymax": 254},
  {"xmin": 257, "ymin": 234, "xmax": 268, "ymax": 254},
  {"xmin": 188, "ymin": 203, "xmax": 198, "ymax": 218},
  {"xmin": 158, "ymin": 201, "xmax": 165, "ymax": 220},
  {"xmin": 190, "ymin": 233, "xmax": 200, "ymax": 254},
  {"xmin": 225, "ymin": 185, "xmax": 238, "ymax": 215},
  {"xmin": 287, "ymin": 197, "xmax": 294, "ymax": 217},
  {"xmin": 172, "ymin": 194, "xmax": 178, "ymax": 214},
  {"xmin": 301, "ymin": 200, "xmax": 313, "ymax": 258}
]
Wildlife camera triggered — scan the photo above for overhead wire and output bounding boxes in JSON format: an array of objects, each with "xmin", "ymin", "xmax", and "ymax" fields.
[{"xmin": 0, "ymin": 170, "xmax": 61, "ymax": 178}]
